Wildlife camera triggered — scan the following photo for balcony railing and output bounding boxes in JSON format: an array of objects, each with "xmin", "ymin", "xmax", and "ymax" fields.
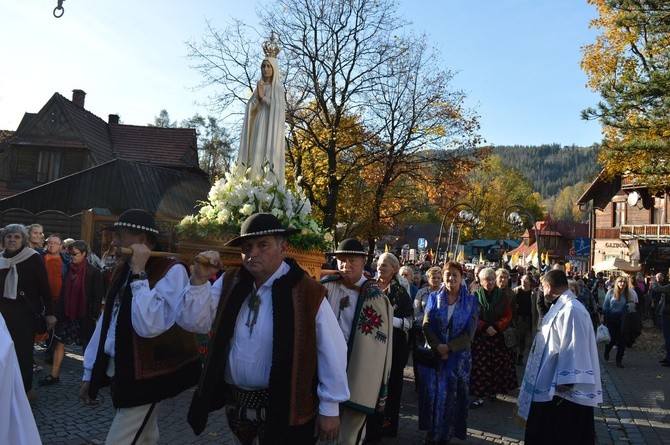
[
  {"xmin": 620, "ymin": 224, "xmax": 670, "ymax": 240},
  {"xmin": 595, "ymin": 228, "xmax": 621, "ymax": 239},
  {"xmin": 620, "ymin": 175, "xmax": 643, "ymax": 189}
]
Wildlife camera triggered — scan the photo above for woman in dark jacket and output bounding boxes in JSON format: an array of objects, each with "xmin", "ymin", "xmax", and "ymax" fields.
[
  {"xmin": 366, "ymin": 252, "xmax": 414, "ymax": 442},
  {"xmin": 0, "ymin": 224, "xmax": 55, "ymax": 392},
  {"xmin": 39, "ymin": 240, "xmax": 104, "ymax": 386}
]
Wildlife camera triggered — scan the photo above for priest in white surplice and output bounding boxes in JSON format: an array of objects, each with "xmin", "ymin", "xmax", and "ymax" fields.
[
  {"xmin": 0, "ymin": 313, "xmax": 42, "ymax": 445},
  {"xmin": 517, "ymin": 270, "xmax": 602, "ymax": 445}
]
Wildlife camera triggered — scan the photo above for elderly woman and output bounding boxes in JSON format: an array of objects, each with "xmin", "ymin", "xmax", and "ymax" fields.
[
  {"xmin": 39, "ymin": 240, "xmax": 104, "ymax": 386},
  {"xmin": 469, "ymin": 267, "xmax": 517, "ymax": 408},
  {"xmin": 418, "ymin": 261, "xmax": 478, "ymax": 444},
  {"xmin": 412, "ymin": 266, "xmax": 442, "ymax": 389},
  {"xmin": 366, "ymin": 252, "xmax": 413, "ymax": 442},
  {"xmin": 0, "ymin": 224, "xmax": 55, "ymax": 392},
  {"xmin": 400, "ymin": 265, "xmax": 419, "ymax": 299}
]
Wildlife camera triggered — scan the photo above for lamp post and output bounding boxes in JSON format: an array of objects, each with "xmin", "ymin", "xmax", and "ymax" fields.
[
  {"xmin": 436, "ymin": 203, "xmax": 484, "ymax": 264},
  {"xmin": 503, "ymin": 205, "xmax": 540, "ymax": 270}
]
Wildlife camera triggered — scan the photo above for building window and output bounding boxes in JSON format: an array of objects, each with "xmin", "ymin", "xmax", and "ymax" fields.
[
  {"xmin": 614, "ymin": 201, "xmax": 626, "ymax": 227},
  {"xmin": 653, "ymin": 196, "xmax": 666, "ymax": 224},
  {"xmin": 36, "ymin": 151, "xmax": 62, "ymax": 183},
  {"xmin": 544, "ymin": 236, "xmax": 558, "ymax": 250}
]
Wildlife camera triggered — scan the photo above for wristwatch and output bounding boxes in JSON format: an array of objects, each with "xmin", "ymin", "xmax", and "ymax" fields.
[{"xmin": 130, "ymin": 271, "xmax": 147, "ymax": 282}]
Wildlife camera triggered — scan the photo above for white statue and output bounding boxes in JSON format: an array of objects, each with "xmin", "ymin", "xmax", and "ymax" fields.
[{"xmin": 236, "ymin": 33, "xmax": 286, "ymax": 184}]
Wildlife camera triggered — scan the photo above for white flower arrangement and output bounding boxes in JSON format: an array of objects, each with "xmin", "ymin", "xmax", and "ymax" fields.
[{"xmin": 177, "ymin": 164, "xmax": 333, "ymax": 252}]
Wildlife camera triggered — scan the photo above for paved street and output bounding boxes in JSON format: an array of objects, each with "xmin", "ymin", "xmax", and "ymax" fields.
[{"xmin": 31, "ymin": 321, "xmax": 669, "ymax": 445}]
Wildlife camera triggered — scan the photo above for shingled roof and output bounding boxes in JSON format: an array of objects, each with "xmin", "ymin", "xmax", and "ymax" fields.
[
  {"xmin": 110, "ymin": 123, "xmax": 199, "ymax": 169},
  {"xmin": 6, "ymin": 90, "xmax": 199, "ymax": 170},
  {"xmin": 0, "ymin": 159, "xmax": 210, "ymax": 219},
  {"xmin": 10, "ymin": 93, "xmax": 115, "ymax": 163}
]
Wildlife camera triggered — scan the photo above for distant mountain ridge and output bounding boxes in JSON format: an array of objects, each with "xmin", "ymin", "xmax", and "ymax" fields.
[{"xmin": 492, "ymin": 143, "xmax": 600, "ymax": 198}]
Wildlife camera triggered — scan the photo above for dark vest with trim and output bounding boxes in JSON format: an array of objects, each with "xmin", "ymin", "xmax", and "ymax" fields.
[
  {"xmin": 187, "ymin": 258, "xmax": 325, "ymax": 442},
  {"xmin": 88, "ymin": 256, "xmax": 201, "ymax": 408}
]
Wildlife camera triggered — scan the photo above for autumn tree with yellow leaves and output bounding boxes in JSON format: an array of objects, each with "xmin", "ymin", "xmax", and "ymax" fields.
[
  {"xmin": 461, "ymin": 156, "xmax": 544, "ymax": 241},
  {"xmin": 581, "ymin": 0, "xmax": 670, "ymax": 189}
]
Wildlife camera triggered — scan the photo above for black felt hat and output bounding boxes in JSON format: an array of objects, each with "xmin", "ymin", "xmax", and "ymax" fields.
[
  {"xmin": 107, "ymin": 209, "xmax": 159, "ymax": 235},
  {"xmin": 332, "ymin": 238, "xmax": 367, "ymax": 256},
  {"xmin": 226, "ymin": 213, "xmax": 299, "ymax": 247}
]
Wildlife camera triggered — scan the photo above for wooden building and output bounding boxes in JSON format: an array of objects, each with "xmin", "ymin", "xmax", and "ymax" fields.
[
  {"xmin": 0, "ymin": 89, "xmax": 211, "ymax": 252},
  {"xmin": 577, "ymin": 173, "xmax": 670, "ymax": 275}
]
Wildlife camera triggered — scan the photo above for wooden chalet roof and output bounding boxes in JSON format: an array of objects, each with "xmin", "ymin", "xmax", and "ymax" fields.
[
  {"xmin": 0, "ymin": 159, "xmax": 210, "ymax": 219},
  {"xmin": 110, "ymin": 124, "xmax": 199, "ymax": 169},
  {"xmin": 11, "ymin": 93, "xmax": 115, "ymax": 163},
  {"xmin": 6, "ymin": 91, "xmax": 200, "ymax": 170},
  {"xmin": 577, "ymin": 171, "xmax": 621, "ymax": 211}
]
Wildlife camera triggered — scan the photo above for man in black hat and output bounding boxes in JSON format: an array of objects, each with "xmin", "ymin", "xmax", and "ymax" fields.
[
  {"xmin": 320, "ymin": 239, "xmax": 393, "ymax": 445},
  {"xmin": 178, "ymin": 212, "xmax": 349, "ymax": 444},
  {"xmin": 78, "ymin": 209, "xmax": 201, "ymax": 444}
]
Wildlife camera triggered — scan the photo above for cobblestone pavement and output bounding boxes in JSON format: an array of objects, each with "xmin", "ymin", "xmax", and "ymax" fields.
[{"xmin": 31, "ymin": 321, "xmax": 669, "ymax": 444}]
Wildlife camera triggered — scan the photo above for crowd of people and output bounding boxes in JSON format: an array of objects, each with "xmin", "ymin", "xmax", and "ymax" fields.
[{"xmin": 1, "ymin": 213, "xmax": 670, "ymax": 444}]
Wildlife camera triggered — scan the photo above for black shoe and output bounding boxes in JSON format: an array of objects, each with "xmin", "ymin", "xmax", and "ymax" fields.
[
  {"xmin": 469, "ymin": 398, "xmax": 484, "ymax": 409},
  {"xmin": 604, "ymin": 349, "xmax": 610, "ymax": 361},
  {"xmin": 38, "ymin": 375, "xmax": 60, "ymax": 386},
  {"xmin": 616, "ymin": 362, "xmax": 624, "ymax": 368}
]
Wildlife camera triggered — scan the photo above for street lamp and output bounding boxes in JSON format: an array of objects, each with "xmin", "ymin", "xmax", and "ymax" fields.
[
  {"xmin": 503, "ymin": 205, "xmax": 540, "ymax": 269},
  {"xmin": 436, "ymin": 203, "xmax": 484, "ymax": 264}
]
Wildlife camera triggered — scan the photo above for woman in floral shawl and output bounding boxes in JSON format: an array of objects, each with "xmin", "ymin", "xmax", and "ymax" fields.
[
  {"xmin": 468, "ymin": 267, "xmax": 517, "ymax": 408},
  {"xmin": 418, "ymin": 261, "xmax": 478, "ymax": 444}
]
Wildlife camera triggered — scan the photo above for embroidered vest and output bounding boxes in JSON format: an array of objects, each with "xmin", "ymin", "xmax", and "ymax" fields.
[
  {"xmin": 89, "ymin": 257, "xmax": 201, "ymax": 408},
  {"xmin": 188, "ymin": 259, "xmax": 324, "ymax": 441}
]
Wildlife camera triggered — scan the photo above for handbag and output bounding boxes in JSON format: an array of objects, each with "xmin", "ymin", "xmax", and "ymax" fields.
[
  {"xmin": 414, "ymin": 344, "xmax": 436, "ymax": 367},
  {"xmin": 502, "ymin": 326, "xmax": 516, "ymax": 348},
  {"xmin": 415, "ymin": 308, "xmax": 454, "ymax": 368},
  {"xmin": 35, "ymin": 310, "xmax": 48, "ymax": 335},
  {"xmin": 596, "ymin": 324, "xmax": 611, "ymax": 344},
  {"xmin": 18, "ymin": 291, "xmax": 48, "ymax": 334}
]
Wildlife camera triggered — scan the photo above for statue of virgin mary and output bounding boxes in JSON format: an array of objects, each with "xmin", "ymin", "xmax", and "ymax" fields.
[{"xmin": 236, "ymin": 33, "xmax": 286, "ymax": 184}]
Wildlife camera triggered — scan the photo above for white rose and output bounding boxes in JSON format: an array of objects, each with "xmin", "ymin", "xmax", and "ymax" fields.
[{"xmin": 240, "ymin": 203, "xmax": 254, "ymax": 216}]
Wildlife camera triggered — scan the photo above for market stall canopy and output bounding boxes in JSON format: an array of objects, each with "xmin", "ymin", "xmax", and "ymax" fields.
[{"xmin": 592, "ymin": 257, "xmax": 640, "ymax": 273}]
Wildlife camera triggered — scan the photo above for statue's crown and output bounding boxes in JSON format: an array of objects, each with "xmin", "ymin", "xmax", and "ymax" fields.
[{"xmin": 263, "ymin": 31, "xmax": 281, "ymax": 58}]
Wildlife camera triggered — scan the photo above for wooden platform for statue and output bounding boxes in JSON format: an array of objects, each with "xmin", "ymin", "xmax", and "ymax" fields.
[{"xmin": 176, "ymin": 235, "xmax": 326, "ymax": 279}]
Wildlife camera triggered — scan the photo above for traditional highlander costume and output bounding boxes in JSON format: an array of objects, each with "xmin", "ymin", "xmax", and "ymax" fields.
[
  {"xmin": 82, "ymin": 210, "xmax": 200, "ymax": 444},
  {"xmin": 177, "ymin": 213, "xmax": 349, "ymax": 445},
  {"xmin": 321, "ymin": 239, "xmax": 394, "ymax": 445}
]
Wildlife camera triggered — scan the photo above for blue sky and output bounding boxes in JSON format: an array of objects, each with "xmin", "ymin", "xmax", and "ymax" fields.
[{"xmin": 0, "ymin": 0, "xmax": 602, "ymax": 147}]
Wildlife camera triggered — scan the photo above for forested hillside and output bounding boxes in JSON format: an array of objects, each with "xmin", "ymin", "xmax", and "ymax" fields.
[{"xmin": 493, "ymin": 144, "xmax": 600, "ymax": 198}]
